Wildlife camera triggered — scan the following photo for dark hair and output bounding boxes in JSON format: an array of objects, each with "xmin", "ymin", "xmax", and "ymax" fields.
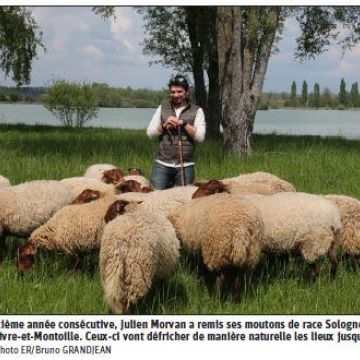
[{"xmin": 168, "ymin": 74, "xmax": 189, "ymax": 91}]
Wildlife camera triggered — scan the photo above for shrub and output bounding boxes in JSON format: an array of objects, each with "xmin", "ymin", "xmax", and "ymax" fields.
[{"xmin": 44, "ymin": 80, "xmax": 99, "ymax": 127}]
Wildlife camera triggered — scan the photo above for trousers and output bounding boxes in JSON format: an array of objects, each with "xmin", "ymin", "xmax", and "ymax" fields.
[{"xmin": 150, "ymin": 161, "xmax": 195, "ymax": 190}]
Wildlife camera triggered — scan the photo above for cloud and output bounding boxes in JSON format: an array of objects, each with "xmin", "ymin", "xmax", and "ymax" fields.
[{"xmin": 83, "ymin": 44, "xmax": 105, "ymax": 59}]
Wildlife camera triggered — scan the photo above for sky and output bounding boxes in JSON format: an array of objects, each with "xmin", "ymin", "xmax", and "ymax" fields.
[{"xmin": 2, "ymin": 6, "xmax": 360, "ymax": 93}]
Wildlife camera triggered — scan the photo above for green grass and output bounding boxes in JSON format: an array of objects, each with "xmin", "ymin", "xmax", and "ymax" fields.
[{"xmin": 1, "ymin": 123, "xmax": 360, "ymax": 314}]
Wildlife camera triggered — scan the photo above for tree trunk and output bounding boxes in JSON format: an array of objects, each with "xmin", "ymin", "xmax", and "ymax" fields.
[
  {"xmin": 185, "ymin": 7, "xmax": 208, "ymax": 113},
  {"xmin": 217, "ymin": 6, "xmax": 280, "ymax": 155},
  {"xmin": 206, "ymin": 7, "xmax": 222, "ymax": 140}
]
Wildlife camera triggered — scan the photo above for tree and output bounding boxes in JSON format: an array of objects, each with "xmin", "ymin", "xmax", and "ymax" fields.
[
  {"xmin": 313, "ymin": 83, "xmax": 320, "ymax": 108},
  {"xmin": 217, "ymin": 7, "xmax": 281, "ymax": 154},
  {"xmin": 301, "ymin": 80, "xmax": 308, "ymax": 107},
  {"xmin": 0, "ymin": 7, "xmax": 44, "ymax": 85},
  {"xmin": 44, "ymin": 80, "xmax": 99, "ymax": 128},
  {"xmin": 350, "ymin": 81, "xmax": 359, "ymax": 107},
  {"xmin": 339, "ymin": 78, "xmax": 347, "ymax": 106},
  {"xmin": 321, "ymin": 87, "xmax": 333, "ymax": 108},
  {"xmin": 290, "ymin": 81, "xmax": 297, "ymax": 106},
  {"xmin": 217, "ymin": 6, "xmax": 360, "ymax": 155}
]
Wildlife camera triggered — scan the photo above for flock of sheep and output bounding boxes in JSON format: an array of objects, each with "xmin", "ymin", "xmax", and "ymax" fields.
[{"xmin": 1, "ymin": 164, "xmax": 360, "ymax": 314}]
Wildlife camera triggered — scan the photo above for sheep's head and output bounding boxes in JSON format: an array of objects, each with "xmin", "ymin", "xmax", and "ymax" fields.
[
  {"xmin": 115, "ymin": 180, "xmax": 142, "ymax": 194},
  {"xmin": 16, "ymin": 241, "xmax": 37, "ymax": 275},
  {"xmin": 192, "ymin": 179, "xmax": 229, "ymax": 199},
  {"xmin": 141, "ymin": 186, "xmax": 154, "ymax": 193},
  {"xmin": 72, "ymin": 189, "xmax": 101, "ymax": 205},
  {"xmin": 102, "ymin": 168, "xmax": 125, "ymax": 184},
  {"xmin": 104, "ymin": 200, "xmax": 130, "ymax": 223},
  {"xmin": 128, "ymin": 167, "xmax": 143, "ymax": 175}
]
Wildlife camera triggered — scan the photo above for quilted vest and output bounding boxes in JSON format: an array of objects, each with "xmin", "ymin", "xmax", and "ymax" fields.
[{"xmin": 157, "ymin": 101, "xmax": 199, "ymax": 164}]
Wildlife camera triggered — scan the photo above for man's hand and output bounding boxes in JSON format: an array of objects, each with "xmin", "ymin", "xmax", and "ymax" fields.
[{"xmin": 163, "ymin": 116, "xmax": 180, "ymax": 129}]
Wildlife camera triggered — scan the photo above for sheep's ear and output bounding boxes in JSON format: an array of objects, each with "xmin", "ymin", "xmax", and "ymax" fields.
[
  {"xmin": 72, "ymin": 189, "xmax": 100, "ymax": 205},
  {"xmin": 104, "ymin": 200, "xmax": 130, "ymax": 223},
  {"xmin": 194, "ymin": 181, "xmax": 204, "ymax": 187}
]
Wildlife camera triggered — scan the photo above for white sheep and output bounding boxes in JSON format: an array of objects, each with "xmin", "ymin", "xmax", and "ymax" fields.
[
  {"xmin": 116, "ymin": 185, "xmax": 199, "ymax": 216},
  {"xmin": 122, "ymin": 175, "xmax": 150, "ymax": 188},
  {"xmin": 239, "ymin": 192, "xmax": 341, "ymax": 276},
  {"xmin": 168, "ymin": 193, "xmax": 264, "ymax": 291},
  {"xmin": 222, "ymin": 171, "xmax": 296, "ymax": 195},
  {"xmin": 17, "ymin": 194, "xmax": 119, "ymax": 274},
  {"xmin": 0, "ymin": 175, "xmax": 10, "ymax": 188},
  {"xmin": 325, "ymin": 194, "xmax": 360, "ymax": 259},
  {"xmin": 0, "ymin": 180, "xmax": 74, "ymax": 258},
  {"xmin": 100, "ymin": 202, "xmax": 180, "ymax": 314},
  {"xmin": 60, "ymin": 177, "xmax": 116, "ymax": 197},
  {"xmin": 84, "ymin": 163, "xmax": 118, "ymax": 181}
]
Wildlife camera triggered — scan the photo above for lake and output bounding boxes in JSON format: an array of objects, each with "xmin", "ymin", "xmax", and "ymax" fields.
[{"xmin": 0, "ymin": 104, "xmax": 359, "ymax": 139}]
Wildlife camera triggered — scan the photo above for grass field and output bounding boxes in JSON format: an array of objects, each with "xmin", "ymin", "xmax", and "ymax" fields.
[{"xmin": 1, "ymin": 123, "xmax": 360, "ymax": 314}]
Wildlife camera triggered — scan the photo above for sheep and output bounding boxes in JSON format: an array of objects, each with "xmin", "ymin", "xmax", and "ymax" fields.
[
  {"xmin": 60, "ymin": 177, "xmax": 115, "ymax": 197},
  {"xmin": 0, "ymin": 175, "xmax": 10, "ymax": 188},
  {"xmin": 122, "ymin": 175, "xmax": 150, "ymax": 188},
  {"xmin": 192, "ymin": 180, "xmax": 230, "ymax": 199},
  {"xmin": 84, "ymin": 163, "xmax": 118, "ymax": 181},
  {"xmin": 16, "ymin": 194, "xmax": 120, "ymax": 274},
  {"xmin": 238, "ymin": 192, "xmax": 341, "ymax": 276},
  {"xmin": 168, "ymin": 193, "xmax": 264, "ymax": 293},
  {"xmin": 118, "ymin": 185, "xmax": 199, "ymax": 216},
  {"xmin": 0, "ymin": 180, "xmax": 75, "ymax": 259},
  {"xmin": 115, "ymin": 180, "xmax": 153, "ymax": 194},
  {"xmin": 324, "ymin": 194, "xmax": 360, "ymax": 260},
  {"xmin": 71, "ymin": 189, "xmax": 102, "ymax": 205},
  {"xmin": 100, "ymin": 200, "xmax": 180, "ymax": 314},
  {"xmin": 101, "ymin": 169, "xmax": 125, "ymax": 184},
  {"xmin": 221, "ymin": 171, "xmax": 296, "ymax": 194}
]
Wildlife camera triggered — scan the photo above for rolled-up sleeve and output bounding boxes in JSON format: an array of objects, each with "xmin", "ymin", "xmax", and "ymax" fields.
[
  {"xmin": 193, "ymin": 108, "xmax": 206, "ymax": 142},
  {"xmin": 146, "ymin": 105, "xmax": 162, "ymax": 139}
]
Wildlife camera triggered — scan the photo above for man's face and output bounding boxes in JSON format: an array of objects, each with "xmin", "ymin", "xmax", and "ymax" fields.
[{"xmin": 170, "ymin": 85, "xmax": 187, "ymax": 106}]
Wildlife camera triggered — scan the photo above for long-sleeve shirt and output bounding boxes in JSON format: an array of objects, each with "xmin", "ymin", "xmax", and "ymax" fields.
[{"xmin": 146, "ymin": 105, "xmax": 206, "ymax": 168}]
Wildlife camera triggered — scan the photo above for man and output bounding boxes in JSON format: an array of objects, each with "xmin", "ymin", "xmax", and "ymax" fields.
[{"xmin": 146, "ymin": 74, "xmax": 206, "ymax": 190}]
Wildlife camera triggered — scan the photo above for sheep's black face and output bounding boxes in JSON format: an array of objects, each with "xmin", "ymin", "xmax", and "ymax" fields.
[
  {"xmin": 104, "ymin": 200, "xmax": 130, "ymax": 223},
  {"xmin": 102, "ymin": 169, "xmax": 125, "ymax": 184},
  {"xmin": 16, "ymin": 243, "xmax": 36, "ymax": 275}
]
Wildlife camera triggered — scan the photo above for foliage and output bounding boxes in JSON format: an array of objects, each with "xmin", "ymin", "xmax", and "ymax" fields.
[
  {"xmin": 350, "ymin": 81, "xmax": 359, "ymax": 107},
  {"xmin": 92, "ymin": 6, "xmax": 116, "ymax": 20},
  {"xmin": 295, "ymin": 7, "xmax": 360, "ymax": 60},
  {"xmin": 0, "ymin": 7, "xmax": 44, "ymax": 85},
  {"xmin": 301, "ymin": 80, "xmax": 308, "ymax": 106},
  {"xmin": 321, "ymin": 87, "xmax": 333, "ymax": 108},
  {"xmin": 137, "ymin": 7, "xmax": 191, "ymax": 73},
  {"xmin": 339, "ymin": 78, "xmax": 347, "ymax": 106},
  {"xmin": 44, "ymin": 80, "xmax": 99, "ymax": 128},
  {"xmin": 290, "ymin": 81, "xmax": 297, "ymax": 106}
]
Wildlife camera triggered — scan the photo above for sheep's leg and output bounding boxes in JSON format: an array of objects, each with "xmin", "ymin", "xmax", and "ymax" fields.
[
  {"xmin": 0, "ymin": 233, "xmax": 6, "ymax": 261},
  {"xmin": 311, "ymin": 261, "xmax": 320, "ymax": 278},
  {"xmin": 215, "ymin": 272, "xmax": 226, "ymax": 289},
  {"xmin": 67, "ymin": 254, "xmax": 83, "ymax": 273},
  {"xmin": 328, "ymin": 245, "xmax": 339, "ymax": 278},
  {"xmin": 232, "ymin": 271, "xmax": 242, "ymax": 300},
  {"xmin": 328, "ymin": 229, "xmax": 340, "ymax": 278}
]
